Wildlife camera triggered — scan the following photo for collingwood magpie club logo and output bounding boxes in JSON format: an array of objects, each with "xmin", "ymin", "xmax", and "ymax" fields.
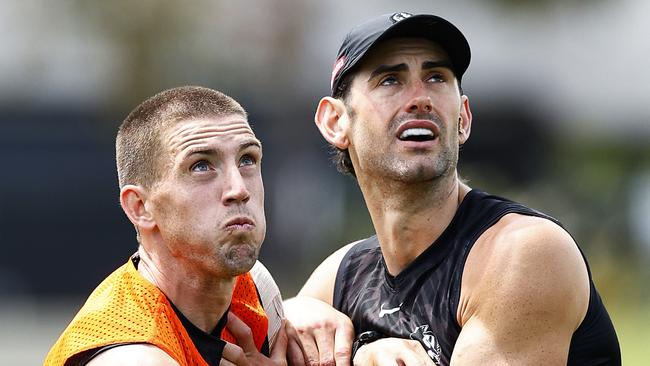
[
  {"xmin": 410, "ymin": 325, "xmax": 442, "ymax": 365},
  {"xmin": 391, "ymin": 12, "xmax": 413, "ymax": 23},
  {"xmin": 378, "ymin": 302, "xmax": 402, "ymax": 318}
]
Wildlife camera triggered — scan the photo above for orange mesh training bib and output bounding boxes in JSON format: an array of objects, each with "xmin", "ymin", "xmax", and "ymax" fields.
[
  {"xmin": 221, "ymin": 273, "xmax": 268, "ymax": 350},
  {"xmin": 44, "ymin": 259, "xmax": 268, "ymax": 366}
]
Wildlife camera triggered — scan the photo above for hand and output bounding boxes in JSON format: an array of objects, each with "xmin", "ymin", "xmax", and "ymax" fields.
[
  {"xmin": 220, "ymin": 312, "xmax": 288, "ymax": 366},
  {"xmin": 283, "ymin": 296, "xmax": 354, "ymax": 366},
  {"xmin": 353, "ymin": 338, "xmax": 435, "ymax": 366}
]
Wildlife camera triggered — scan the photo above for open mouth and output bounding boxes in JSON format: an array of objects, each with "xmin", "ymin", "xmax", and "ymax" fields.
[{"xmin": 398, "ymin": 128, "xmax": 436, "ymax": 142}]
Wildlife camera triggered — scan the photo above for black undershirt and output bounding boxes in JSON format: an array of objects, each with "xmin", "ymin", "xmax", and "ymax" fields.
[{"xmin": 168, "ymin": 300, "xmax": 228, "ymax": 365}]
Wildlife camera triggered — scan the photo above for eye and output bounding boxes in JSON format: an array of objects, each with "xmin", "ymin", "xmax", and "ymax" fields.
[
  {"xmin": 239, "ymin": 154, "xmax": 257, "ymax": 167},
  {"xmin": 190, "ymin": 160, "xmax": 212, "ymax": 172},
  {"xmin": 427, "ymin": 72, "xmax": 446, "ymax": 83},
  {"xmin": 378, "ymin": 75, "xmax": 399, "ymax": 86}
]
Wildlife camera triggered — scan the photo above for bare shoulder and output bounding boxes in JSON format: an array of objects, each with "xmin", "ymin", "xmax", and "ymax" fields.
[
  {"xmin": 460, "ymin": 213, "xmax": 590, "ymax": 328},
  {"xmin": 86, "ymin": 344, "xmax": 179, "ymax": 366},
  {"xmin": 297, "ymin": 240, "xmax": 362, "ymax": 304},
  {"xmin": 490, "ymin": 213, "xmax": 583, "ymax": 261},
  {"xmin": 491, "ymin": 213, "xmax": 586, "ymax": 275},
  {"xmin": 452, "ymin": 213, "xmax": 591, "ymax": 363}
]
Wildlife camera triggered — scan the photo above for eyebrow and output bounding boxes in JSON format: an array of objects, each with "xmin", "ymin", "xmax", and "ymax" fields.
[
  {"xmin": 422, "ymin": 61, "xmax": 453, "ymax": 71},
  {"xmin": 184, "ymin": 140, "xmax": 262, "ymax": 158},
  {"xmin": 241, "ymin": 140, "xmax": 262, "ymax": 151},
  {"xmin": 368, "ymin": 63, "xmax": 408, "ymax": 81},
  {"xmin": 368, "ymin": 61, "xmax": 453, "ymax": 81},
  {"xmin": 184, "ymin": 148, "xmax": 216, "ymax": 159}
]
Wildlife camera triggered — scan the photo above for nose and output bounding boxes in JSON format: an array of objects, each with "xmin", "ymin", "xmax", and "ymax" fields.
[
  {"xmin": 405, "ymin": 81, "xmax": 433, "ymax": 114},
  {"xmin": 222, "ymin": 168, "xmax": 250, "ymax": 205}
]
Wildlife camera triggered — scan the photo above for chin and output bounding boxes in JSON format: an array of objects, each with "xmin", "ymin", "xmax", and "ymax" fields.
[
  {"xmin": 395, "ymin": 156, "xmax": 455, "ymax": 182},
  {"xmin": 222, "ymin": 244, "xmax": 259, "ymax": 275},
  {"xmin": 389, "ymin": 165, "xmax": 440, "ymax": 183}
]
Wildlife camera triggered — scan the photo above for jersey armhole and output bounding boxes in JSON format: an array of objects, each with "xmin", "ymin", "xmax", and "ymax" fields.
[
  {"xmin": 450, "ymin": 206, "xmax": 536, "ymax": 328},
  {"xmin": 332, "ymin": 239, "xmax": 367, "ymax": 311}
]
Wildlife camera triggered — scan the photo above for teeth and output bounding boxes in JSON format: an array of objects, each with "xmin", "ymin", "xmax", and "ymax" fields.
[{"xmin": 400, "ymin": 128, "xmax": 433, "ymax": 139}]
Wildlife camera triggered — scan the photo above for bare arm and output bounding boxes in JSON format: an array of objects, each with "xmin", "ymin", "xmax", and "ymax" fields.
[
  {"xmin": 86, "ymin": 344, "xmax": 179, "ymax": 366},
  {"xmin": 353, "ymin": 338, "xmax": 435, "ymax": 366},
  {"xmin": 451, "ymin": 215, "xmax": 590, "ymax": 365},
  {"xmin": 222, "ymin": 312, "xmax": 288, "ymax": 366},
  {"xmin": 285, "ymin": 240, "xmax": 441, "ymax": 365},
  {"xmin": 284, "ymin": 242, "xmax": 357, "ymax": 366},
  {"xmin": 295, "ymin": 241, "xmax": 359, "ymax": 303}
]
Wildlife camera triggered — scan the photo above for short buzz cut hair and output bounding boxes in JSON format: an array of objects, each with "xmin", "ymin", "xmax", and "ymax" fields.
[{"xmin": 116, "ymin": 86, "xmax": 247, "ymax": 188}]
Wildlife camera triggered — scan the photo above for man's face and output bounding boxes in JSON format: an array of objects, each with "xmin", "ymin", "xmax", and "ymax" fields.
[
  {"xmin": 344, "ymin": 37, "xmax": 470, "ymax": 183},
  {"xmin": 147, "ymin": 115, "xmax": 265, "ymax": 277}
]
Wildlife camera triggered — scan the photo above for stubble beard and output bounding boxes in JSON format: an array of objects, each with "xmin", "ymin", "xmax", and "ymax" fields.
[
  {"xmin": 168, "ymin": 227, "xmax": 261, "ymax": 278},
  {"xmin": 350, "ymin": 109, "xmax": 459, "ymax": 184},
  {"xmin": 373, "ymin": 142, "xmax": 457, "ymax": 183},
  {"xmin": 219, "ymin": 239, "xmax": 259, "ymax": 276}
]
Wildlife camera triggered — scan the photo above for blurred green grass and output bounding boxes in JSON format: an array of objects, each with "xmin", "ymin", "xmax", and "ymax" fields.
[
  {"xmin": 610, "ymin": 303, "xmax": 650, "ymax": 365},
  {"xmin": 590, "ymin": 252, "xmax": 650, "ymax": 365}
]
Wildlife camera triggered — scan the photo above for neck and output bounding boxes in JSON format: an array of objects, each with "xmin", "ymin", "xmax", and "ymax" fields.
[
  {"xmin": 136, "ymin": 245, "xmax": 234, "ymax": 333},
  {"xmin": 358, "ymin": 172, "xmax": 470, "ymax": 276}
]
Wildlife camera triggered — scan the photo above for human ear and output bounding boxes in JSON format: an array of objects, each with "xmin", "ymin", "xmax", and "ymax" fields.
[
  {"xmin": 314, "ymin": 97, "xmax": 350, "ymax": 149},
  {"xmin": 458, "ymin": 95, "xmax": 472, "ymax": 145},
  {"xmin": 119, "ymin": 185, "xmax": 156, "ymax": 231}
]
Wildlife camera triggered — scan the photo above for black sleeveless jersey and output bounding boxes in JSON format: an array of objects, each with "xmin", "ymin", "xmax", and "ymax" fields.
[{"xmin": 333, "ymin": 189, "xmax": 620, "ymax": 365}]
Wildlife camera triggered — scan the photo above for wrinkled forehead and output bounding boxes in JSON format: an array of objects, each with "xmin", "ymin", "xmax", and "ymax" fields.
[
  {"xmin": 356, "ymin": 37, "xmax": 452, "ymax": 72},
  {"xmin": 163, "ymin": 114, "xmax": 257, "ymax": 154}
]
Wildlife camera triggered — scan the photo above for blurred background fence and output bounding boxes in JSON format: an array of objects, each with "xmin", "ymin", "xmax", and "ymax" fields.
[{"xmin": 1, "ymin": 0, "xmax": 648, "ymax": 364}]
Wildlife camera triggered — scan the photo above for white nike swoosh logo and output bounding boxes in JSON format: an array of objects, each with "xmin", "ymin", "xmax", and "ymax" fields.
[{"xmin": 378, "ymin": 303, "xmax": 402, "ymax": 318}]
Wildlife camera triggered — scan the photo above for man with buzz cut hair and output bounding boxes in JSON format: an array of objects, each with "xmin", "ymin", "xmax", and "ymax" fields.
[
  {"xmin": 284, "ymin": 12, "xmax": 621, "ymax": 366},
  {"xmin": 45, "ymin": 86, "xmax": 288, "ymax": 366}
]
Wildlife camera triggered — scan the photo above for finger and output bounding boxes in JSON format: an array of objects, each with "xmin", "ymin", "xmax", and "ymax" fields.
[
  {"xmin": 221, "ymin": 342, "xmax": 248, "ymax": 366},
  {"xmin": 395, "ymin": 352, "xmax": 416, "ymax": 366},
  {"xmin": 312, "ymin": 326, "xmax": 335, "ymax": 366},
  {"xmin": 285, "ymin": 320, "xmax": 307, "ymax": 366},
  {"xmin": 270, "ymin": 320, "xmax": 288, "ymax": 363},
  {"xmin": 384, "ymin": 341, "xmax": 430, "ymax": 366},
  {"xmin": 287, "ymin": 338, "xmax": 307, "ymax": 366},
  {"xmin": 333, "ymin": 320, "xmax": 354, "ymax": 365},
  {"xmin": 406, "ymin": 339, "xmax": 434, "ymax": 365},
  {"xmin": 226, "ymin": 312, "xmax": 257, "ymax": 353},
  {"xmin": 371, "ymin": 351, "xmax": 407, "ymax": 366},
  {"xmin": 397, "ymin": 350, "xmax": 429, "ymax": 366},
  {"xmin": 351, "ymin": 344, "xmax": 371, "ymax": 366},
  {"xmin": 219, "ymin": 358, "xmax": 237, "ymax": 366},
  {"xmin": 296, "ymin": 330, "xmax": 320, "ymax": 366}
]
